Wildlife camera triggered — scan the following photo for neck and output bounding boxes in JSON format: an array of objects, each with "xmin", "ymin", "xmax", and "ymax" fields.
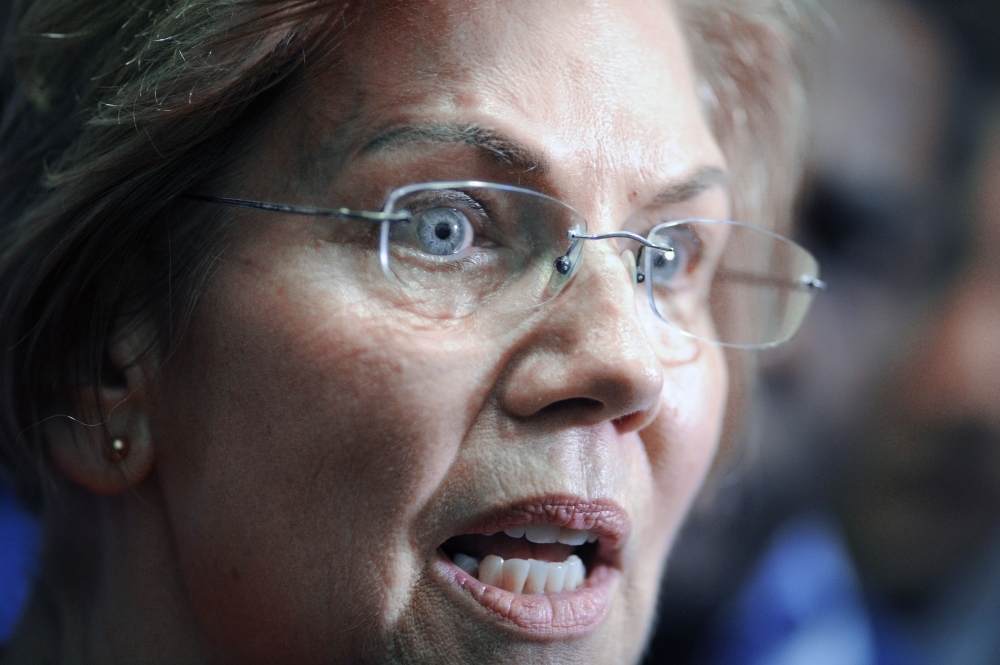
[{"xmin": 2, "ymin": 481, "xmax": 208, "ymax": 664}]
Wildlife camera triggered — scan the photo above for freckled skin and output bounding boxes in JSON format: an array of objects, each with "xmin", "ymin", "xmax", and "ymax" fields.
[{"xmin": 144, "ymin": 1, "xmax": 729, "ymax": 663}]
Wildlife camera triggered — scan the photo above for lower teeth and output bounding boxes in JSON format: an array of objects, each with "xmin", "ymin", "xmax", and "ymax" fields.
[{"xmin": 452, "ymin": 553, "xmax": 586, "ymax": 594}]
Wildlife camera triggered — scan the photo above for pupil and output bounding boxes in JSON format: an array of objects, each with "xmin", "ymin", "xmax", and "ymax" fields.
[{"xmin": 435, "ymin": 222, "xmax": 453, "ymax": 240}]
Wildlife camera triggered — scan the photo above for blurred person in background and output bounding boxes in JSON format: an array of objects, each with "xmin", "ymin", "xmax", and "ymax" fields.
[
  {"xmin": 646, "ymin": 0, "xmax": 990, "ymax": 663},
  {"xmin": 829, "ymin": 98, "xmax": 1000, "ymax": 665}
]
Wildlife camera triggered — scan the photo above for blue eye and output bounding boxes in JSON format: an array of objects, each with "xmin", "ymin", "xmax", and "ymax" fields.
[
  {"xmin": 647, "ymin": 224, "xmax": 700, "ymax": 289},
  {"xmin": 649, "ymin": 247, "xmax": 681, "ymax": 284},
  {"xmin": 413, "ymin": 207, "xmax": 474, "ymax": 256}
]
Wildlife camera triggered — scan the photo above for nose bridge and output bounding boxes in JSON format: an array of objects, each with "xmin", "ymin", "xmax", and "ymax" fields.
[
  {"xmin": 562, "ymin": 200, "xmax": 659, "ymax": 358},
  {"xmin": 562, "ymin": 237, "xmax": 667, "ymax": 414},
  {"xmin": 577, "ymin": 234, "xmax": 638, "ymax": 302},
  {"xmin": 558, "ymin": 190, "xmax": 637, "ymax": 279}
]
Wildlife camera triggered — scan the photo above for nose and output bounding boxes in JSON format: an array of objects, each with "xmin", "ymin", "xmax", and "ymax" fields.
[{"xmin": 499, "ymin": 240, "xmax": 665, "ymax": 433}]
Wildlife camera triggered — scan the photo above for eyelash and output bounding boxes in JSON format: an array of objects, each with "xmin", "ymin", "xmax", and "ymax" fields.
[{"xmin": 404, "ymin": 194, "xmax": 499, "ymax": 243}]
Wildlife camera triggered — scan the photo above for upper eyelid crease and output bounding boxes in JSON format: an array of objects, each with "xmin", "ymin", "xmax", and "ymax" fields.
[{"xmin": 403, "ymin": 190, "xmax": 492, "ymax": 225}]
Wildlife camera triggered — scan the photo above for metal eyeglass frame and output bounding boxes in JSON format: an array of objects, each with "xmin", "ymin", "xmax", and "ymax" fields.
[
  {"xmin": 183, "ymin": 180, "xmax": 828, "ymax": 348},
  {"xmin": 183, "ymin": 180, "xmax": 679, "ymax": 286}
]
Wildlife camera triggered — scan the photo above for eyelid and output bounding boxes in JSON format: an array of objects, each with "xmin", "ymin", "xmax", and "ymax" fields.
[
  {"xmin": 666, "ymin": 224, "xmax": 704, "ymax": 268},
  {"xmin": 403, "ymin": 189, "xmax": 490, "ymax": 225}
]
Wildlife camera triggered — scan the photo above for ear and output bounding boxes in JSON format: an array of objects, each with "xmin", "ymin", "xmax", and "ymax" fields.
[{"xmin": 46, "ymin": 320, "xmax": 158, "ymax": 496}]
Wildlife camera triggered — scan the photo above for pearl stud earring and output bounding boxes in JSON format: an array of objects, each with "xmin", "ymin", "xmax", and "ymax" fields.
[{"xmin": 108, "ymin": 437, "xmax": 130, "ymax": 461}]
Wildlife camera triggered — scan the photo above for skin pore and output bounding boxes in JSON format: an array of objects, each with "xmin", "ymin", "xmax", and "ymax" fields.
[{"xmin": 30, "ymin": 1, "xmax": 731, "ymax": 663}]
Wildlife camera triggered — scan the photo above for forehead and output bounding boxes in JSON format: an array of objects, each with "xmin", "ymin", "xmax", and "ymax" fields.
[{"xmin": 263, "ymin": 0, "xmax": 722, "ymax": 203}]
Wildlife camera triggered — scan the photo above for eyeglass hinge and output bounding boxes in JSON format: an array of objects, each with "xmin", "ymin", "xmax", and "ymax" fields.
[{"xmin": 801, "ymin": 276, "xmax": 828, "ymax": 291}]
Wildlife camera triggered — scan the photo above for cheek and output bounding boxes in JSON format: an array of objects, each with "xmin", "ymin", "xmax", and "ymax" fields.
[
  {"xmin": 607, "ymin": 344, "xmax": 726, "ymax": 654},
  {"xmin": 151, "ymin": 253, "xmax": 502, "ymax": 658},
  {"xmin": 647, "ymin": 344, "xmax": 727, "ymax": 542}
]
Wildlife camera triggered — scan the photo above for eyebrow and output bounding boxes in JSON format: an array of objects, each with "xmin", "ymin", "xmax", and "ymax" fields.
[
  {"xmin": 652, "ymin": 166, "xmax": 729, "ymax": 205},
  {"xmin": 361, "ymin": 123, "xmax": 549, "ymax": 174},
  {"xmin": 361, "ymin": 123, "xmax": 728, "ymax": 203}
]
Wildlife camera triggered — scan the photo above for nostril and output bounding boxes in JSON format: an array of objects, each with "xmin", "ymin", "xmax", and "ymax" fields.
[
  {"xmin": 612, "ymin": 411, "xmax": 641, "ymax": 427},
  {"xmin": 612, "ymin": 410, "xmax": 653, "ymax": 434},
  {"xmin": 538, "ymin": 397, "xmax": 603, "ymax": 419}
]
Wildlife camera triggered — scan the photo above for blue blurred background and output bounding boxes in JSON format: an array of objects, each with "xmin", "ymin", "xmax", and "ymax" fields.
[{"xmin": 0, "ymin": 483, "xmax": 39, "ymax": 643}]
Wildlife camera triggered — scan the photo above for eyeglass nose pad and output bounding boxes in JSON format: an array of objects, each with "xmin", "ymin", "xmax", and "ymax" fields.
[
  {"xmin": 620, "ymin": 249, "xmax": 638, "ymax": 285},
  {"xmin": 549, "ymin": 233, "xmax": 585, "ymax": 293}
]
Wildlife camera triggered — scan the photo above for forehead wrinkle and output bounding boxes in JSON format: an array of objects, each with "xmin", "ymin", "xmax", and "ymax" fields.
[{"xmin": 361, "ymin": 123, "xmax": 550, "ymax": 174}]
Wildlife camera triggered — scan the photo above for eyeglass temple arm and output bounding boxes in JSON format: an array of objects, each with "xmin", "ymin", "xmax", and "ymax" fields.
[
  {"xmin": 801, "ymin": 276, "xmax": 828, "ymax": 291},
  {"xmin": 181, "ymin": 194, "xmax": 411, "ymax": 222},
  {"xmin": 629, "ymin": 241, "xmax": 827, "ymax": 293}
]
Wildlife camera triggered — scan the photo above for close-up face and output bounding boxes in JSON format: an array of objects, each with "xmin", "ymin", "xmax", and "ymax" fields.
[{"xmin": 149, "ymin": 1, "xmax": 729, "ymax": 662}]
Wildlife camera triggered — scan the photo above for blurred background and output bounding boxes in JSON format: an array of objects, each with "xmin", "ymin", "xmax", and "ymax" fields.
[
  {"xmin": 645, "ymin": 0, "xmax": 1000, "ymax": 663},
  {"xmin": 2, "ymin": 0, "xmax": 1000, "ymax": 661}
]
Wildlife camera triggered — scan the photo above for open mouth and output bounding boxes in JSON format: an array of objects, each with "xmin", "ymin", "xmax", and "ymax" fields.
[
  {"xmin": 431, "ymin": 499, "xmax": 629, "ymax": 633},
  {"xmin": 441, "ymin": 525, "xmax": 598, "ymax": 594}
]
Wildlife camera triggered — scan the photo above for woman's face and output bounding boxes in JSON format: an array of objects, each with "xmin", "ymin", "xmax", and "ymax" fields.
[{"xmin": 152, "ymin": 0, "xmax": 728, "ymax": 662}]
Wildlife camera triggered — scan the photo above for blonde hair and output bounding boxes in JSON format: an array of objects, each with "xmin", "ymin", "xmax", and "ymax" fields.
[
  {"xmin": 679, "ymin": 0, "xmax": 811, "ymax": 232},
  {"xmin": 0, "ymin": 0, "xmax": 812, "ymax": 507}
]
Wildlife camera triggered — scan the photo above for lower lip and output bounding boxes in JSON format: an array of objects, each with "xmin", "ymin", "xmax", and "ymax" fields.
[{"xmin": 431, "ymin": 552, "xmax": 621, "ymax": 636}]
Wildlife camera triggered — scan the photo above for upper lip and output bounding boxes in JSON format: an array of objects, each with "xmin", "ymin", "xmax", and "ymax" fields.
[{"xmin": 437, "ymin": 495, "xmax": 631, "ymax": 566}]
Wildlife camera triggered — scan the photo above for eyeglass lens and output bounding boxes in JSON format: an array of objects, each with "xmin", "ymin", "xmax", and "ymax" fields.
[
  {"xmin": 644, "ymin": 220, "xmax": 819, "ymax": 348},
  {"xmin": 380, "ymin": 183, "xmax": 820, "ymax": 348},
  {"xmin": 384, "ymin": 183, "xmax": 586, "ymax": 317}
]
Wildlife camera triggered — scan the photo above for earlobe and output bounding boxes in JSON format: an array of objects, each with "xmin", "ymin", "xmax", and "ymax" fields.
[
  {"xmin": 46, "ymin": 322, "xmax": 158, "ymax": 496},
  {"xmin": 47, "ymin": 410, "xmax": 154, "ymax": 496}
]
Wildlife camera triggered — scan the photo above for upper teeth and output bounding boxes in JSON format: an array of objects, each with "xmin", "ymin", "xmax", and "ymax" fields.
[{"xmin": 502, "ymin": 524, "xmax": 598, "ymax": 545}]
